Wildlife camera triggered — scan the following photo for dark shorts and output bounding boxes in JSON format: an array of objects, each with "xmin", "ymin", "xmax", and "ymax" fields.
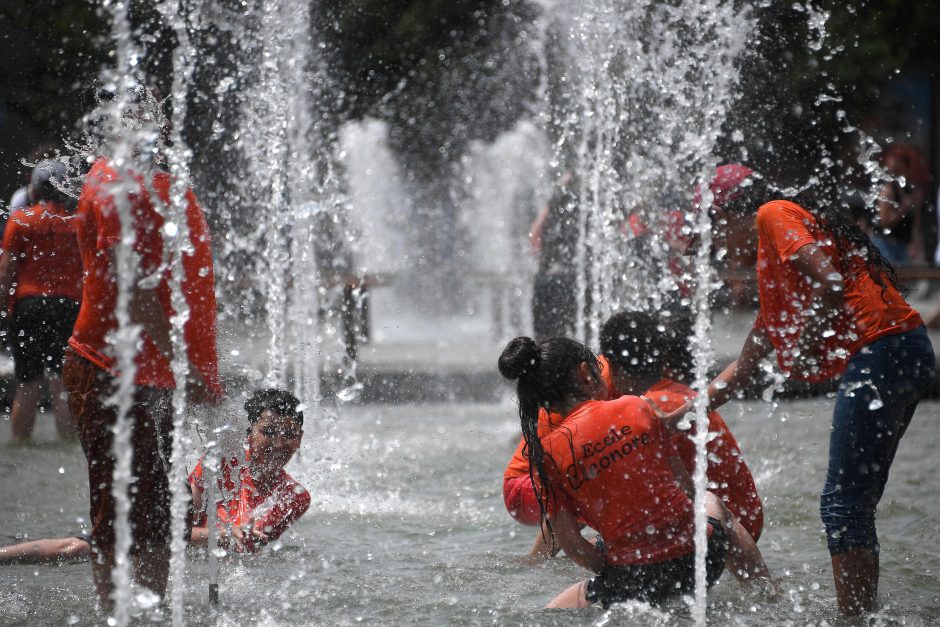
[
  {"xmin": 586, "ymin": 517, "xmax": 728, "ymax": 608},
  {"xmin": 63, "ymin": 348, "xmax": 192, "ymax": 558},
  {"xmin": 11, "ymin": 296, "xmax": 80, "ymax": 382}
]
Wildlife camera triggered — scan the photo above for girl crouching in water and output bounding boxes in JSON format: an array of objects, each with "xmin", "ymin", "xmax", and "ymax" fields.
[{"xmin": 499, "ymin": 336, "xmax": 773, "ymax": 608}]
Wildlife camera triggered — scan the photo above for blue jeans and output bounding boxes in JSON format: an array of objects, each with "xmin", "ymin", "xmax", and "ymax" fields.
[
  {"xmin": 871, "ymin": 234, "xmax": 910, "ymax": 266},
  {"xmin": 820, "ymin": 326, "xmax": 935, "ymax": 555}
]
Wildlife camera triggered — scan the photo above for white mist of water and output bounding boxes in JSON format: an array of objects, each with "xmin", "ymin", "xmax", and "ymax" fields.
[
  {"xmin": 340, "ymin": 119, "xmax": 410, "ymax": 277},
  {"xmin": 533, "ymin": 1, "xmax": 754, "ymax": 622},
  {"xmin": 156, "ymin": 0, "xmax": 199, "ymax": 623},
  {"xmin": 95, "ymin": 1, "xmax": 148, "ymax": 622}
]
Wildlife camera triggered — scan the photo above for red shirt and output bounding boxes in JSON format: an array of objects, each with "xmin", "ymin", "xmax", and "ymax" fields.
[
  {"xmin": 755, "ymin": 200, "xmax": 922, "ymax": 382},
  {"xmin": 189, "ymin": 457, "xmax": 311, "ymax": 554},
  {"xmin": 2, "ymin": 202, "xmax": 82, "ymax": 308},
  {"xmin": 69, "ymin": 158, "xmax": 222, "ymax": 395},
  {"xmin": 644, "ymin": 380, "xmax": 764, "ymax": 540},
  {"xmin": 542, "ymin": 395, "xmax": 694, "ymax": 566}
]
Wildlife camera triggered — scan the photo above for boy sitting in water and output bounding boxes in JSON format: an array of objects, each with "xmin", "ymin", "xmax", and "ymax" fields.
[
  {"xmin": 0, "ymin": 388, "xmax": 311, "ymax": 563},
  {"xmin": 599, "ymin": 310, "xmax": 764, "ymax": 541}
]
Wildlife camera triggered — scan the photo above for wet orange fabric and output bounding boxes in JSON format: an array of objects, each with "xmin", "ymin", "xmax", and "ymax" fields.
[
  {"xmin": 69, "ymin": 158, "xmax": 222, "ymax": 396},
  {"xmin": 644, "ymin": 379, "xmax": 764, "ymax": 540},
  {"xmin": 541, "ymin": 395, "xmax": 695, "ymax": 566},
  {"xmin": 190, "ymin": 457, "xmax": 310, "ymax": 553},
  {"xmin": 755, "ymin": 200, "xmax": 922, "ymax": 382},
  {"xmin": 503, "ymin": 356, "xmax": 612, "ymax": 480},
  {"xmin": 2, "ymin": 202, "xmax": 82, "ymax": 309}
]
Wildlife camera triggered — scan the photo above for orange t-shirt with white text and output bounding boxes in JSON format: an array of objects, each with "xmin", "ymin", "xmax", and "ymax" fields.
[
  {"xmin": 755, "ymin": 200, "xmax": 921, "ymax": 382},
  {"xmin": 541, "ymin": 394, "xmax": 695, "ymax": 566},
  {"xmin": 644, "ymin": 379, "xmax": 763, "ymax": 540},
  {"xmin": 69, "ymin": 158, "xmax": 222, "ymax": 396}
]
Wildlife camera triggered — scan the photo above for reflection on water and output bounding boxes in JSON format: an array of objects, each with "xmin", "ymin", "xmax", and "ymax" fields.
[{"xmin": 1, "ymin": 399, "xmax": 938, "ymax": 624}]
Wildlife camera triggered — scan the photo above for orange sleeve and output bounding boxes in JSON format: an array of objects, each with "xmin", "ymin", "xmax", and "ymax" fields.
[{"xmin": 756, "ymin": 201, "xmax": 817, "ymax": 262}]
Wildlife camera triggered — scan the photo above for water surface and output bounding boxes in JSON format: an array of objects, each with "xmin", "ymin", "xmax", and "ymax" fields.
[{"xmin": 1, "ymin": 398, "xmax": 938, "ymax": 625}]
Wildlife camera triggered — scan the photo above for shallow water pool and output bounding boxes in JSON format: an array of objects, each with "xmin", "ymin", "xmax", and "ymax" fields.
[{"xmin": 1, "ymin": 398, "xmax": 938, "ymax": 625}]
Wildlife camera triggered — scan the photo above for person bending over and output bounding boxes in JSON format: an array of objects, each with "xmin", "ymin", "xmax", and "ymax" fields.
[
  {"xmin": 667, "ymin": 165, "xmax": 934, "ymax": 615},
  {"xmin": 498, "ymin": 336, "xmax": 773, "ymax": 608},
  {"xmin": 501, "ymin": 356, "xmax": 612, "ymax": 557},
  {"xmin": 0, "ymin": 389, "xmax": 310, "ymax": 564}
]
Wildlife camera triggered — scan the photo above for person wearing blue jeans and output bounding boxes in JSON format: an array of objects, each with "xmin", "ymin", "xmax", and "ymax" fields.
[
  {"xmin": 820, "ymin": 326, "xmax": 934, "ymax": 605},
  {"xmin": 664, "ymin": 164, "xmax": 935, "ymax": 615}
]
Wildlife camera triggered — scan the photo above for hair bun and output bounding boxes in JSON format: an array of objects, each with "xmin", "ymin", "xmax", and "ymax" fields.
[{"xmin": 498, "ymin": 336, "xmax": 540, "ymax": 380}]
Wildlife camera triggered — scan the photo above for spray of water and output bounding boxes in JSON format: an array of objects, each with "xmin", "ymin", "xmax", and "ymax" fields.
[
  {"xmin": 533, "ymin": 1, "xmax": 753, "ymax": 622},
  {"xmin": 155, "ymin": 0, "xmax": 200, "ymax": 623},
  {"xmin": 93, "ymin": 1, "xmax": 151, "ymax": 622}
]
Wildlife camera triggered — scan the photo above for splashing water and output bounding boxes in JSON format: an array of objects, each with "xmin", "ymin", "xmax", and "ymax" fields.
[{"xmin": 533, "ymin": 1, "xmax": 754, "ymax": 622}]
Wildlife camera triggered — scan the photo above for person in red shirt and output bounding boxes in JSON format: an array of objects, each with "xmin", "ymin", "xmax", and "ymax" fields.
[
  {"xmin": 599, "ymin": 310, "xmax": 764, "ymax": 541},
  {"xmin": 668, "ymin": 165, "xmax": 934, "ymax": 615},
  {"xmin": 0, "ymin": 160, "xmax": 82, "ymax": 442},
  {"xmin": 0, "ymin": 388, "xmax": 309, "ymax": 565},
  {"xmin": 190, "ymin": 389, "xmax": 310, "ymax": 553},
  {"xmin": 502, "ymin": 357, "xmax": 612, "ymax": 556},
  {"xmin": 498, "ymin": 336, "xmax": 773, "ymax": 608},
  {"xmin": 63, "ymin": 141, "xmax": 222, "ymax": 603}
]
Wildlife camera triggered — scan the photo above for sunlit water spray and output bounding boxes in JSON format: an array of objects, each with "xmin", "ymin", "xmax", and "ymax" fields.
[{"xmin": 534, "ymin": 0, "xmax": 754, "ymax": 622}]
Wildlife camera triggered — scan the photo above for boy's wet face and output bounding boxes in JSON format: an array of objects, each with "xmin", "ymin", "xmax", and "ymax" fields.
[{"xmin": 248, "ymin": 410, "xmax": 303, "ymax": 474}]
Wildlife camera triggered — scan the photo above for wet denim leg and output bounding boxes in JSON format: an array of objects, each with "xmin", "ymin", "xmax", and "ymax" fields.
[{"xmin": 820, "ymin": 327, "xmax": 935, "ymax": 555}]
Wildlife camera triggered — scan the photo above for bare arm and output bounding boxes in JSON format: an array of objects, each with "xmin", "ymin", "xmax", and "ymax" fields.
[
  {"xmin": 129, "ymin": 283, "xmax": 174, "ymax": 360},
  {"xmin": 659, "ymin": 323, "xmax": 771, "ymax": 429},
  {"xmin": 706, "ymin": 323, "xmax": 772, "ymax": 412},
  {"xmin": 789, "ymin": 243, "xmax": 844, "ymax": 375},
  {"xmin": 0, "ymin": 251, "xmax": 17, "ymax": 314},
  {"xmin": 549, "ymin": 509, "xmax": 606, "ymax": 573}
]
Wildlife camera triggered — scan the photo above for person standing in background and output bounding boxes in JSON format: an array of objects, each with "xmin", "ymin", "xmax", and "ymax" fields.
[
  {"xmin": 0, "ymin": 160, "xmax": 82, "ymax": 442},
  {"xmin": 64, "ymin": 92, "xmax": 223, "ymax": 606},
  {"xmin": 873, "ymin": 144, "xmax": 931, "ymax": 266}
]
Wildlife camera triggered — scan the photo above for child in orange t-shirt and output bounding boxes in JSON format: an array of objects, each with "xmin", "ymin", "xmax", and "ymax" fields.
[
  {"xmin": 498, "ymin": 336, "xmax": 773, "ymax": 608},
  {"xmin": 599, "ymin": 310, "xmax": 764, "ymax": 541},
  {"xmin": 0, "ymin": 389, "xmax": 310, "ymax": 564},
  {"xmin": 0, "ymin": 161, "xmax": 82, "ymax": 442},
  {"xmin": 501, "ymin": 357, "xmax": 611, "ymax": 556},
  {"xmin": 671, "ymin": 165, "xmax": 935, "ymax": 616}
]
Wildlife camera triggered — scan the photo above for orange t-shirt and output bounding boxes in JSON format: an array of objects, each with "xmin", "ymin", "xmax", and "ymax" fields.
[
  {"xmin": 2, "ymin": 202, "xmax": 83, "ymax": 309},
  {"xmin": 644, "ymin": 379, "xmax": 764, "ymax": 540},
  {"xmin": 541, "ymin": 394, "xmax": 694, "ymax": 566},
  {"xmin": 503, "ymin": 356, "xmax": 613, "ymax": 481},
  {"xmin": 69, "ymin": 158, "xmax": 222, "ymax": 396},
  {"xmin": 190, "ymin": 457, "xmax": 311, "ymax": 554},
  {"xmin": 755, "ymin": 200, "xmax": 922, "ymax": 382}
]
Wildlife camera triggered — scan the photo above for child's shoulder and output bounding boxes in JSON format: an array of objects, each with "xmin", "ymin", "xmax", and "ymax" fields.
[{"xmin": 279, "ymin": 471, "xmax": 311, "ymax": 501}]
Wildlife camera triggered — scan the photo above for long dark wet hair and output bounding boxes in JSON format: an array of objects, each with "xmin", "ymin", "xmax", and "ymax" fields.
[
  {"xmin": 498, "ymin": 336, "xmax": 601, "ymax": 529},
  {"xmin": 600, "ymin": 310, "xmax": 695, "ymax": 384},
  {"xmin": 722, "ymin": 175, "xmax": 908, "ymax": 298}
]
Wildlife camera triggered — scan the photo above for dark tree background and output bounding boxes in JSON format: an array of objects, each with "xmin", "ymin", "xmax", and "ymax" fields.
[{"xmin": 1, "ymin": 0, "xmax": 937, "ymax": 208}]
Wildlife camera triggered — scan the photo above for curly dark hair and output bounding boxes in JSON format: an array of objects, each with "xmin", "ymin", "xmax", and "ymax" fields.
[{"xmin": 244, "ymin": 389, "xmax": 304, "ymax": 428}]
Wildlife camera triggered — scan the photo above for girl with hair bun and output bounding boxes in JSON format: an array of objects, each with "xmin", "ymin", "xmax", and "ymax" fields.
[{"xmin": 499, "ymin": 336, "xmax": 773, "ymax": 608}]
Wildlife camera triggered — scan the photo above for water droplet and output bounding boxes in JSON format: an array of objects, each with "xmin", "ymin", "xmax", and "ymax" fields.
[{"xmin": 58, "ymin": 467, "xmax": 65, "ymax": 474}]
